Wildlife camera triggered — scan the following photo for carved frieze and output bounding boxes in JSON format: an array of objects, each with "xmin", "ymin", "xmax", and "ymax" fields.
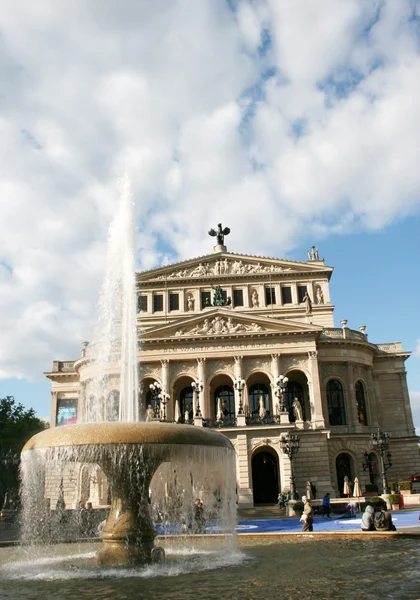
[
  {"xmin": 208, "ymin": 359, "xmax": 234, "ymax": 376},
  {"xmin": 140, "ymin": 363, "xmax": 162, "ymax": 381},
  {"xmin": 175, "ymin": 316, "xmax": 264, "ymax": 337},
  {"xmin": 153, "ymin": 259, "xmax": 292, "ymax": 280},
  {"xmin": 322, "ymin": 363, "xmax": 346, "ymax": 378},
  {"xmin": 243, "ymin": 356, "xmax": 271, "ymax": 374},
  {"xmin": 281, "ymin": 355, "xmax": 308, "ymax": 372},
  {"xmin": 170, "ymin": 361, "xmax": 196, "ymax": 379}
]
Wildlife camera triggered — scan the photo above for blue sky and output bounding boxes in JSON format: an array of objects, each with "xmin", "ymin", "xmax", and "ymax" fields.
[{"xmin": 0, "ymin": 0, "xmax": 419, "ymax": 431}]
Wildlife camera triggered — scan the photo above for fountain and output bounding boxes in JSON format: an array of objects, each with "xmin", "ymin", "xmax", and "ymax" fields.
[{"xmin": 19, "ymin": 173, "xmax": 236, "ymax": 566}]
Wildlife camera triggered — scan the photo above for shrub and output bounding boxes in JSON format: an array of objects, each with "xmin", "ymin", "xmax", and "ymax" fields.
[
  {"xmin": 388, "ymin": 482, "xmax": 397, "ymax": 492},
  {"xmin": 368, "ymin": 496, "xmax": 384, "ymax": 504},
  {"xmin": 292, "ymin": 502, "xmax": 304, "ymax": 512},
  {"xmin": 388, "ymin": 494, "xmax": 400, "ymax": 505},
  {"xmin": 398, "ymin": 481, "xmax": 412, "ymax": 491}
]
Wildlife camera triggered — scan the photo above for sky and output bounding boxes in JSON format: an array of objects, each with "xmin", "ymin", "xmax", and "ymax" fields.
[{"xmin": 0, "ymin": 0, "xmax": 419, "ymax": 431}]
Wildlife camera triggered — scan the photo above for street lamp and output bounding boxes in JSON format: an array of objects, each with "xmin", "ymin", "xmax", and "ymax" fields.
[
  {"xmin": 233, "ymin": 378, "xmax": 246, "ymax": 415},
  {"xmin": 191, "ymin": 379, "xmax": 203, "ymax": 417},
  {"xmin": 149, "ymin": 381, "xmax": 162, "ymax": 419},
  {"xmin": 158, "ymin": 391, "xmax": 170, "ymax": 421},
  {"xmin": 274, "ymin": 375, "xmax": 289, "ymax": 412},
  {"xmin": 371, "ymin": 428, "xmax": 392, "ymax": 494},
  {"xmin": 280, "ymin": 431, "xmax": 300, "ymax": 500}
]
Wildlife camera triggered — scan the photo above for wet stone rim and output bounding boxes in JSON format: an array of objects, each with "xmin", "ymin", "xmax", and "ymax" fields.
[{"xmin": 22, "ymin": 422, "xmax": 234, "ymax": 452}]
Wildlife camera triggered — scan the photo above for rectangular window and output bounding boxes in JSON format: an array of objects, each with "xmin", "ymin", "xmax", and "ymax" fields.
[
  {"xmin": 221, "ymin": 290, "xmax": 227, "ymax": 304},
  {"xmin": 137, "ymin": 295, "xmax": 148, "ymax": 313},
  {"xmin": 56, "ymin": 399, "xmax": 78, "ymax": 427},
  {"xmin": 281, "ymin": 286, "xmax": 292, "ymax": 304},
  {"xmin": 233, "ymin": 289, "xmax": 244, "ymax": 307},
  {"xmin": 297, "ymin": 285, "xmax": 307, "ymax": 304},
  {"xmin": 153, "ymin": 294, "xmax": 163, "ymax": 312},
  {"xmin": 169, "ymin": 293, "xmax": 179, "ymax": 311},
  {"xmin": 265, "ymin": 287, "xmax": 276, "ymax": 306},
  {"xmin": 201, "ymin": 291, "xmax": 211, "ymax": 309}
]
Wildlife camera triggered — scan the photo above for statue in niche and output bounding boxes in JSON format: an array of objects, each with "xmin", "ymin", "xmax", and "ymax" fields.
[
  {"xmin": 251, "ymin": 290, "xmax": 259, "ymax": 308},
  {"xmin": 187, "ymin": 295, "xmax": 195, "ymax": 311},
  {"xmin": 212, "ymin": 285, "xmax": 231, "ymax": 307},
  {"xmin": 208, "ymin": 223, "xmax": 230, "ymax": 246},
  {"xmin": 258, "ymin": 396, "xmax": 266, "ymax": 419},
  {"xmin": 293, "ymin": 397, "xmax": 303, "ymax": 421},
  {"xmin": 302, "ymin": 291, "xmax": 312, "ymax": 315},
  {"xmin": 315, "ymin": 287, "xmax": 324, "ymax": 305},
  {"xmin": 145, "ymin": 405, "xmax": 154, "ymax": 422},
  {"xmin": 184, "ymin": 403, "xmax": 190, "ymax": 423}
]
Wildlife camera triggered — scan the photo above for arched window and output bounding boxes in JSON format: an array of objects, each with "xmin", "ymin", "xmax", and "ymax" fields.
[
  {"xmin": 326, "ymin": 379, "xmax": 346, "ymax": 426},
  {"xmin": 214, "ymin": 385, "xmax": 235, "ymax": 418},
  {"xmin": 355, "ymin": 380, "xmax": 368, "ymax": 425},
  {"xmin": 107, "ymin": 391, "xmax": 120, "ymax": 422},
  {"xmin": 180, "ymin": 386, "xmax": 194, "ymax": 422},
  {"xmin": 248, "ymin": 383, "xmax": 270, "ymax": 416},
  {"xmin": 284, "ymin": 381, "xmax": 305, "ymax": 421}
]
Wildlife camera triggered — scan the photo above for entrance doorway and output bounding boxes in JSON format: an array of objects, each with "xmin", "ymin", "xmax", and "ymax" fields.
[
  {"xmin": 335, "ymin": 453, "xmax": 353, "ymax": 497},
  {"xmin": 252, "ymin": 451, "xmax": 279, "ymax": 504}
]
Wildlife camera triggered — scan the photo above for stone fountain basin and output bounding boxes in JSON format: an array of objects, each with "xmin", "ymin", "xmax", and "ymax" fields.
[
  {"xmin": 22, "ymin": 422, "xmax": 233, "ymax": 452},
  {"xmin": 21, "ymin": 422, "xmax": 234, "ymax": 566}
]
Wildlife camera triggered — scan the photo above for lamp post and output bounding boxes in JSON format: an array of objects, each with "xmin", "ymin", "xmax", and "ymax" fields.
[
  {"xmin": 274, "ymin": 375, "xmax": 289, "ymax": 413},
  {"xmin": 371, "ymin": 428, "xmax": 392, "ymax": 494},
  {"xmin": 233, "ymin": 378, "xmax": 246, "ymax": 415},
  {"xmin": 280, "ymin": 431, "xmax": 300, "ymax": 500},
  {"xmin": 158, "ymin": 391, "xmax": 170, "ymax": 422},
  {"xmin": 149, "ymin": 381, "xmax": 162, "ymax": 419},
  {"xmin": 191, "ymin": 379, "xmax": 203, "ymax": 417}
]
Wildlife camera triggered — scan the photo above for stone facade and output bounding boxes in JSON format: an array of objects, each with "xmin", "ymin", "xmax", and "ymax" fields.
[{"xmin": 46, "ymin": 247, "xmax": 420, "ymax": 508}]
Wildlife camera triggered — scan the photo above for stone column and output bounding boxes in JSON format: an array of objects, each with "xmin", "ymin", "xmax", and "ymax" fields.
[
  {"xmin": 236, "ymin": 434, "xmax": 254, "ymax": 507},
  {"xmin": 51, "ymin": 391, "xmax": 58, "ymax": 428},
  {"xmin": 161, "ymin": 359, "xmax": 170, "ymax": 420},
  {"xmin": 346, "ymin": 361, "xmax": 359, "ymax": 430},
  {"xmin": 307, "ymin": 351, "xmax": 325, "ymax": 429},
  {"xmin": 194, "ymin": 358, "xmax": 206, "ymax": 426},
  {"xmin": 234, "ymin": 356, "xmax": 246, "ymax": 426}
]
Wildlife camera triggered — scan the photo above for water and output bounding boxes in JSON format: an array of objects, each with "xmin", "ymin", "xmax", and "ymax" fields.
[
  {"xmin": 1, "ymin": 537, "xmax": 419, "ymax": 599},
  {"xmin": 86, "ymin": 171, "xmax": 139, "ymax": 423}
]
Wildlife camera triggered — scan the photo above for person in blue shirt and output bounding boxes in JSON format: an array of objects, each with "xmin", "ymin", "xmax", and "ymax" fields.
[{"xmin": 322, "ymin": 492, "xmax": 331, "ymax": 518}]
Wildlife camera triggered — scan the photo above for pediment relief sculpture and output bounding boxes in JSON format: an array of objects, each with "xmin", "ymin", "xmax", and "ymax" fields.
[
  {"xmin": 174, "ymin": 316, "xmax": 264, "ymax": 337},
  {"xmin": 153, "ymin": 259, "xmax": 291, "ymax": 280}
]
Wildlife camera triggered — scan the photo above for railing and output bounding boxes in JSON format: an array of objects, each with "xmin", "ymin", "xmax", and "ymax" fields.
[
  {"xmin": 245, "ymin": 415, "xmax": 281, "ymax": 426},
  {"xmin": 321, "ymin": 328, "xmax": 366, "ymax": 341},
  {"xmin": 377, "ymin": 342, "xmax": 403, "ymax": 353},
  {"xmin": 204, "ymin": 418, "xmax": 237, "ymax": 429},
  {"xmin": 53, "ymin": 361, "xmax": 76, "ymax": 372}
]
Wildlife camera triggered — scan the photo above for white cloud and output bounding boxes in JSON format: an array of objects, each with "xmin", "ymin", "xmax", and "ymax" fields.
[
  {"xmin": 1, "ymin": 0, "xmax": 420, "ymax": 379},
  {"xmin": 415, "ymin": 340, "xmax": 420, "ymax": 357}
]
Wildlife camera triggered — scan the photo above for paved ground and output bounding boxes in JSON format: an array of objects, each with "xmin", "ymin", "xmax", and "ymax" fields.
[{"xmin": 234, "ymin": 509, "xmax": 420, "ymax": 534}]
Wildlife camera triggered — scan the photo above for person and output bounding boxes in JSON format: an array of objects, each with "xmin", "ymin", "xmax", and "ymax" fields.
[
  {"xmin": 300, "ymin": 496, "xmax": 313, "ymax": 532},
  {"xmin": 346, "ymin": 500, "xmax": 357, "ymax": 518},
  {"xmin": 361, "ymin": 505, "xmax": 376, "ymax": 531},
  {"xmin": 277, "ymin": 493, "xmax": 285, "ymax": 509},
  {"xmin": 193, "ymin": 498, "xmax": 206, "ymax": 534},
  {"xmin": 85, "ymin": 501, "xmax": 95, "ymax": 536},
  {"xmin": 374, "ymin": 508, "xmax": 397, "ymax": 531},
  {"xmin": 322, "ymin": 493, "xmax": 331, "ymax": 518}
]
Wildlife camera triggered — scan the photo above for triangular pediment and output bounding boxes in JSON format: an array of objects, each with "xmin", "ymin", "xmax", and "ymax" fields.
[
  {"xmin": 141, "ymin": 309, "xmax": 322, "ymax": 341},
  {"xmin": 138, "ymin": 252, "xmax": 332, "ymax": 283}
]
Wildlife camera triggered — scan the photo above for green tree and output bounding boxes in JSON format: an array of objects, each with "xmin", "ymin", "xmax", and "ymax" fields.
[{"xmin": 0, "ymin": 396, "xmax": 48, "ymax": 507}]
